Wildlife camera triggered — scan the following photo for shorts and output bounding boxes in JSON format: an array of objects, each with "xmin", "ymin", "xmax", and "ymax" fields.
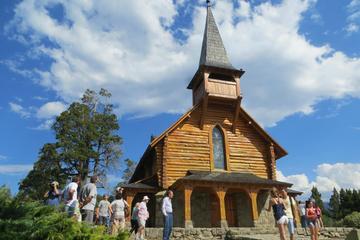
[
  {"xmin": 277, "ymin": 215, "xmax": 289, "ymax": 225},
  {"xmin": 287, "ymin": 218, "xmax": 295, "ymax": 235},
  {"xmin": 138, "ymin": 218, "xmax": 146, "ymax": 227},
  {"xmin": 300, "ymin": 215, "xmax": 308, "ymax": 228},
  {"xmin": 307, "ymin": 219, "xmax": 317, "ymax": 228}
]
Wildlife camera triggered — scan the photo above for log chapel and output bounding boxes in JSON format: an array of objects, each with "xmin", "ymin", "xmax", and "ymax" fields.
[{"xmin": 120, "ymin": 3, "xmax": 301, "ymax": 229}]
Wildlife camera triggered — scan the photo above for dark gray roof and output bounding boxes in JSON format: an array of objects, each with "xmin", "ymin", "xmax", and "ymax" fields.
[
  {"xmin": 287, "ymin": 188, "xmax": 303, "ymax": 195},
  {"xmin": 119, "ymin": 182, "xmax": 157, "ymax": 190},
  {"xmin": 177, "ymin": 170, "xmax": 292, "ymax": 187},
  {"xmin": 199, "ymin": 6, "xmax": 236, "ymax": 70}
]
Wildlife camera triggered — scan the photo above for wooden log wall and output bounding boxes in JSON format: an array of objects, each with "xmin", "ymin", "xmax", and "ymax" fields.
[{"xmin": 162, "ymin": 102, "xmax": 270, "ymax": 187}]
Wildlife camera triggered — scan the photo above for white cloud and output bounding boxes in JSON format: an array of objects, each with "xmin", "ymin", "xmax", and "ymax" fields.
[
  {"xmin": 36, "ymin": 101, "xmax": 67, "ymax": 119},
  {"xmin": 0, "ymin": 164, "xmax": 33, "ymax": 174},
  {"xmin": 32, "ymin": 119, "xmax": 54, "ymax": 130},
  {"xmin": 346, "ymin": 0, "xmax": 360, "ymax": 35},
  {"xmin": 6, "ymin": 0, "xmax": 360, "ymax": 126},
  {"xmin": 9, "ymin": 102, "xmax": 31, "ymax": 118},
  {"xmin": 345, "ymin": 23, "xmax": 359, "ymax": 34},
  {"xmin": 0, "ymin": 155, "xmax": 8, "ymax": 161},
  {"xmin": 278, "ymin": 162, "xmax": 360, "ymax": 199}
]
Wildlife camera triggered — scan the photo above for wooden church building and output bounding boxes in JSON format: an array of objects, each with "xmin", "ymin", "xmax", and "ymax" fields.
[{"xmin": 121, "ymin": 4, "xmax": 297, "ymax": 229}]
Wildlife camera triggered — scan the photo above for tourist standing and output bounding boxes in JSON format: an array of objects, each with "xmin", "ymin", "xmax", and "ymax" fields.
[
  {"xmin": 281, "ymin": 189, "xmax": 295, "ymax": 240},
  {"xmin": 162, "ymin": 190, "xmax": 174, "ymax": 240},
  {"xmin": 314, "ymin": 203, "xmax": 324, "ymax": 229},
  {"xmin": 267, "ymin": 188, "xmax": 288, "ymax": 240},
  {"xmin": 130, "ymin": 202, "xmax": 140, "ymax": 234},
  {"xmin": 109, "ymin": 192, "xmax": 129, "ymax": 235},
  {"xmin": 44, "ymin": 181, "xmax": 61, "ymax": 207},
  {"xmin": 97, "ymin": 194, "xmax": 111, "ymax": 227},
  {"xmin": 297, "ymin": 200, "xmax": 308, "ymax": 235},
  {"xmin": 63, "ymin": 176, "xmax": 81, "ymax": 221},
  {"xmin": 137, "ymin": 196, "xmax": 150, "ymax": 240},
  {"xmin": 306, "ymin": 201, "xmax": 319, "ymax": 240},
  {"xmin": 80, "ymin": 176, "xmax": 98, "ymax": 224}
]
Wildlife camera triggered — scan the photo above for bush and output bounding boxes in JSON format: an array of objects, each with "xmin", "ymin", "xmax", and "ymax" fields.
[
  {"xmin": 322, "ymin": 214, "xmax": 344, "ymax": 227},
  {"xmin": 0, "ymin": 186, "xmax": 129, "ymax": 240},
  {"xmin": 343, "ymin": 212, "xmax": 360, "ymax": 228}
]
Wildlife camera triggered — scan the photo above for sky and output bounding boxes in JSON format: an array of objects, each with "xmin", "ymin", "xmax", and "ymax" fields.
[{"xmin": 0, "ymin": 0, "xmax": 360, "ymax": 200}]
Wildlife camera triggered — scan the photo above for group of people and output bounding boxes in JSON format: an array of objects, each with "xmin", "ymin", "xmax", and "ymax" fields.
[
  {"xmin": 267, "ymin": 187, "xmax": 323, "ymax": 240},
  {"xmin": 43, "ymin": 177, "xmax": 174, "ymax": 240}
]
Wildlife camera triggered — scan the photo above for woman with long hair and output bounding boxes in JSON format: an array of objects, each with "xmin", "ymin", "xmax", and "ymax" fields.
[
  {"xmin": 267, "ymin": 187, "xmax": 288, "ymax": 240},
  {"xmin": 306, "ymin": 201, "xmax": 319, "ymax": 240}
]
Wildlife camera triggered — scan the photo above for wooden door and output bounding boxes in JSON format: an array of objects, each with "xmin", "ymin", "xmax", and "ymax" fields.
[
  {"xmin": 210, "ymin": 193, "xmax": 220, "ymax": 227},
  {"xmin": 226, "ymin": 193, "xmax": 238, "ymax": 227}
]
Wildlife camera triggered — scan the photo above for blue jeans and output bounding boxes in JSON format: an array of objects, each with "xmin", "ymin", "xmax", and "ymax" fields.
[{"xmin": 163, "ymin": 213, "xmax": 173, "ymax": 240}]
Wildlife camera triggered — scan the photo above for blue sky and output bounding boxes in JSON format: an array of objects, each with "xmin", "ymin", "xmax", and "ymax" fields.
[{"xmin": 1, "ymin": 0, "xmax": 360, "ymax": 199}]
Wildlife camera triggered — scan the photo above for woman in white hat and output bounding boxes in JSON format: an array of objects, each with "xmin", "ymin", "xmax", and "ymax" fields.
[{"xmin": 136, "ymin": 196, "xmax": 150, "ymax": 240}]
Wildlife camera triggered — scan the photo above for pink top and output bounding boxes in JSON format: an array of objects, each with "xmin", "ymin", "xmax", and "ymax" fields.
[{"xmin": 138, "ymin": 201, "xmax": 149, "ymax": 220}]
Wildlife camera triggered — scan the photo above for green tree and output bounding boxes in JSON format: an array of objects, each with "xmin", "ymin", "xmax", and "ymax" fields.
[
  {"xmin": 18, "ymin": 143, "xmax": 65, "ymax": 200},
  {"xmin": 53, "ymin": 88, "xmax": 122, "ymax": 183},
  {"xmin": 311, "ymin": 186, "xmax": 324, "ymax": 211},
  {"xmin": 122, "ymin": 158, "xmax": 136, "ymax": 183},
  {"xmin": 19, "ymin": 89, "xmax": 122, "ymax": 199},
  {"xmin": 340, "ymin": 188, "xmax": 354, "ymax": 218},
  {"xmin": 329, "ymin": 187, "xmax": 341, "ymax": 219}
]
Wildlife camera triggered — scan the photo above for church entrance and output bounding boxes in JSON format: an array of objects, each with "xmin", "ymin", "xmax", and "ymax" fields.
[{"xmin": 225, "ymin": 192, "xmax": 238, "ymax": 227}]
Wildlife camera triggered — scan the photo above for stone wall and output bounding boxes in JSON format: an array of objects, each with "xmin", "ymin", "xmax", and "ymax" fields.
[
  {"xmin": 254, "ymin": 191, "xmax": 276, "ymax": 228},
  {"xmin": 142, "ymin": 227, "xmax": 356, "ymax": 240}
]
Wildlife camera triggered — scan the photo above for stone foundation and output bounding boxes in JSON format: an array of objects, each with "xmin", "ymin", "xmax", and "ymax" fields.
[{"xmin": 139, "ymin": 227, "xmax": 355, "ymax": 240}]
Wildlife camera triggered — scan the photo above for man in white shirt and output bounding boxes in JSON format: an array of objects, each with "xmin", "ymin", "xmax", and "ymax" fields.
[
  {"xmin": 63, "ymin": 176, "xmax": 80, "ymax": 220},
  {"xmin": 162, "ymin": 190, "xmax": 174, "ymax": 240}
]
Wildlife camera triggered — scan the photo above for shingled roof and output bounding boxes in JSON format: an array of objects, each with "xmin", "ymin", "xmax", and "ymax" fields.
[
  {"xmin": 199, "ymin": 5, "xmax": 236, "ymax": 70},
  {"xmin": 173, "ymin": 170, "xmax": 292, "ymax": 188}
]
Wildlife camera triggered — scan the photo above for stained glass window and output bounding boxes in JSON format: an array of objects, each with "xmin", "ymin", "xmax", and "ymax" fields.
[{"xmin": 212, "ymin": 126, "xmax": 226, "ymax": 170}]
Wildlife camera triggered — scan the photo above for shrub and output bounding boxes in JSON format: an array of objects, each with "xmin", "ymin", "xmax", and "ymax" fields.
[
  {"xmin": 343, "ymin": 212, "xmax": 360, "ymax": 228},
  {"xmin": 322, "ymin": 214, "xmax": 344, "ymax": 227},
  {"xmin": 0, "ymin": 186, "xmax": 129, "ymax": 240}
]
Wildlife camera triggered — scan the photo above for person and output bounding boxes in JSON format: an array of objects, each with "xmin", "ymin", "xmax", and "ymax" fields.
[
  {"xmin": 267, "ymin": 187, "xmax": 288, "ymax": 240},
  {"xmin": 314, "ymin": 203, "xmax": 324, "ymax": 230},
  {"xmin": 306, "ymin": 201, "xmax": 319, "ymax": 240},
  {"xmin": 130, "ymin": 202, "xmax": 140, "ymax": 235},
  {"xmin": 281, "ymin": 189, "xmax": 295, "ymax": 240},
  {"xmin": 79, "ymin": 175, "xmax": 98, "ymax": 224},
  {"xmin": 109, "ymin": 192, "xmax": 129, "ymax": 235},
  {"xmin": 44, "ymin": 181, "xmax": 61, "ymax": 206},
  {"xmin": 297, "ymin": 200, "xmax": 308, "ymax": 235},
  {"xmin": 162, "ymin": 190, "xmax": 174, "ymax": 240},
  {"xmin": 137, "ymin": 196, "xmax": 150, "ymax": 240},
  {"xmin": 97, "ymin": 194, "xmax": 110, "ymax": 227},
  {"xmin": 63, "ymin": 176, "xmax": 81, "ymax": 221}
]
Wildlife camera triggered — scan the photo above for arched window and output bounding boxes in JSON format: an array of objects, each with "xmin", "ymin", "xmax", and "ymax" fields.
[{"xmin": 212, "ymin": 126, "xmax": 226, "ymax": 170}]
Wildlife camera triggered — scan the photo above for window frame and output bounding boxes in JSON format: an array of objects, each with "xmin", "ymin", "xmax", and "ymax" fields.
[{"xmin": 209, "ymin": 124, "xmax": 230, "ymax": 171}]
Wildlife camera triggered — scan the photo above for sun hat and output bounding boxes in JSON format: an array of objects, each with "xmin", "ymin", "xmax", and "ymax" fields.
[{"xmin": 143, "ymin": 196, "xmax": 150, "ymax": 201}]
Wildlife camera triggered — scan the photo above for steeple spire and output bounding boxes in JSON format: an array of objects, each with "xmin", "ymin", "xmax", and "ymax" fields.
[{"xmin": 199, "ymin": 2, "xmax": 235, "ymax": 70}]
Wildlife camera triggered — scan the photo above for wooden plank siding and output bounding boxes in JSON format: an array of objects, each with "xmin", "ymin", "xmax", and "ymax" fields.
[{"xmin": 162, "ymin": 102, "xmax": 271, "ymax": 187}]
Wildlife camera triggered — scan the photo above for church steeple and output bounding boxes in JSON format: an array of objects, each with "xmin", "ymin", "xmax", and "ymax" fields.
[
  {"xmin": 187, "ymin": 1, "xmax": 244, "ymax": 112},
  {"xmin": 199, "ymin": 3, "xmax": 236, "ymax": 70}
]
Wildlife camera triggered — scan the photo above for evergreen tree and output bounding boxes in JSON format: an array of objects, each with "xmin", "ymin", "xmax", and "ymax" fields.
[
  {"xmin": 122, "ymin": 158, "xmax": 136, "ymax": 183},
  {"xmin": 53, "ymin": 89, "xmax": 122, "ymax": 183},
  {"xmin": 340, "ymin": 188, "xmax": 354, "ymax": 218},
  {"xmin": 353, "ymin": 189, "xmax": 360, "ymax": 212},
  {"xmin": 329, "ymin": 187, "xmax": 341, "ymax": 219},
  {"xmin": 19, "ymin": 89, "xmax": 122, "ymax": 198},
  {"xmin": 18, "ymin": 143, "xmax": 66, "ymax": 200},
  {"xmin": 310, "ymin": 186, "xmax": 324, "ymax": 211}
]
